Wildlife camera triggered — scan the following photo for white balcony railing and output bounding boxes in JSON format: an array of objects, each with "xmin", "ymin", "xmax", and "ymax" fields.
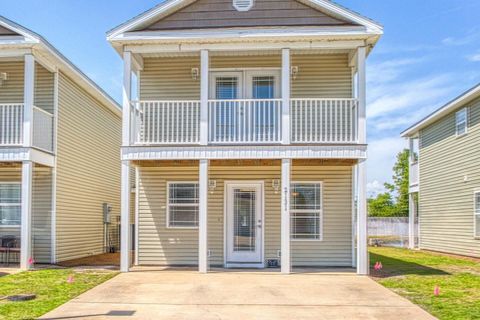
[
  {"xmin": 0, "ymin": 104, "xmax": 54, "ymax": 152},
  {"xmin": 131, "ymin": 98, "xmax": 358, "ymax": 145},
  {"xmin": 291, "ymin": 99, "xmax": 358, "ymax": 143},
  {"xmin": 0, "ymin": 104, "xmax": 24, "ymax": 146},
  {"xmin": 209, "ymin": 99, "xmax": 282, "ymax": 144},
  {"xmin": 33, "ymin": 106, "xmax": 54, "ymax": 152},
  {"xmin": 410, "ymin": 162, "xmax": 419, "ymax": 187},
  {"xmin": 132, "ymin": 101, "xmax": 200, "ymax": 144}
]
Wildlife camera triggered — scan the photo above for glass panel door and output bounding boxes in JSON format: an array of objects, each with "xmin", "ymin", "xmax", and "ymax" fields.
[
  {"xmin": 226, "ymin": 183, "xmax": 263, "ymax": 266},
  {"xmin": 233, "ymin": 188, "xmax": 256, "ymax": 252}
]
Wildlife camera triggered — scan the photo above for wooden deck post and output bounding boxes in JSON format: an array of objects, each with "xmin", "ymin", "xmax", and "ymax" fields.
[
  {"xmin": 23, "ymin": 54, "xmax": 35, "ymax": 147},
  {"xmin": 20, "ymin": 161, "xmax": 33, "ymax": 270},
  {"xmin": 281, "ymin": 158, "xmax": 291, "ymax": 273},
  {"xmin": 281, "ymin": 49, "xmax": 290, "ymax": 145},
  {"xmin": 200, "ymin": 50, "xmax": 209, "ymax": 145},
  {"xmin": 198, "ymin": 159, "xmax": 209, "ymax": 273},
  {"xmin": 356, "ymin": 46, "xmax": 368, "ymax": 275},
  {"xmin": 120, "ymin": 161, "xmax": 131, "ymax": 272}
]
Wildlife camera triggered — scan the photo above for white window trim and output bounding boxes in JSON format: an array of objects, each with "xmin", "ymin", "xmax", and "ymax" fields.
[
  {"xmin": 474, "ymin": 190, "xmax": 480, "ymax": 239},
  {"xmin": 0, "ymin": 182, "xmax": 21, "ymax": 228},
  {"xmin": 290, "ymin": 181, "xmax": 323, "ymax": 241},
  {"xmin": 166, "ymin": 181, "xmax": 199, "ymax": 229},
  {"xmin": 455, "ymin": 107, "xmax": 468, "ymax": 137},
  {"xmin": 209, "ymin": 68, "xmax": 281, "ymax": 99}
]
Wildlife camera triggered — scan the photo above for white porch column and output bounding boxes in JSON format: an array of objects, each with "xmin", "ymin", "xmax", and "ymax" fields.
[
  {"xmin": 200, "ymin": 50, "xmax": 209, "ymax": 145},
  {"xmin": 356, "ymin": 160, "xmax": 368, "ymax": 275},
  {"xmin": 408, "ymin": 193, "xmax": 416, "ymax": 249},
  {"xmin": 356, "ymin": 46, "xmax": 366, "ymax": 144},
  {"xmin": 122, "ymin": 51, "xmax": 132, "ymax": 146},
  {"xmin": 20, "ymin": 161, "xmax": 33, "ymax": 270},
  {"xmin": 120, "ymin": 160, "xmax": 131, "ymax": 272},
  {"xmin": 23, "ymin": 54, "xmax": 35, "ymax": 147},
  {"xmin": 281, "ymin": 158, "xmax": 291, "ymax": 273},
  {"xmin": 281, "ymin": 49, "xmax": 291, "ymax": 145},
  {"xmin": 198, "ymin": 159, "xmax": 209, "ymax": 273}
]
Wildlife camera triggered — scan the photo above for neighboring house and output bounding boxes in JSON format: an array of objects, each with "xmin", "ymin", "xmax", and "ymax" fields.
[
  {"xmin": 402, "ymin": 83, "xmax": 480, "ymax": 258},
  {"xmin": 107, "ymin": 0, "xmax": 382, "ymax": 274},
  {"xmin": 0, "ymin": 16, "xmax": 122, "ymax": 269}
]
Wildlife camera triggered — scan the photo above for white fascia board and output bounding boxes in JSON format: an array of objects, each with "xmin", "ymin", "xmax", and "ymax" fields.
[
  {"xmin": 0, "ymin": 147, "xmax": 55, "ymax": 167},
  {"xmin": 401, "ymin": 83, "xmax": 480, "ymax": 137},
  {"xmin": 106, "ymin": 0, "xmax": 382, "ymax": 40},
  {"xmin": 121, "ymin": 144, "xmax": 367, "ymax": 160},
  {"xmin": 111, "ymin": 26, "xmax": 379, "ymax": 43}
]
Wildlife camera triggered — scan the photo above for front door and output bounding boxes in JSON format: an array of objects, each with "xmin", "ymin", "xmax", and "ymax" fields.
[{"xmin": 225, "ymin": 182, "xmax": 263, "ymax": 268}]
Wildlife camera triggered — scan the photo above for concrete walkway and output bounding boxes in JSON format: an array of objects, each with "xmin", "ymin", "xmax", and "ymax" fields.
[{"xmin": 40, "ymin": 271, "xmax": 436, "ymax": 320}]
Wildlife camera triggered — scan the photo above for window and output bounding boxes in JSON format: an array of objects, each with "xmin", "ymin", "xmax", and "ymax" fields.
[
  {"xmin": 475, "ymin": 191, "xmax": 480, "ymax": 238},
  {"xmin": 290, "ymin": 182, "xmax": 322, "ymax": 240},
  {"xmin": 456, "ymin": 108, "xmax": 468, "ymax": 136},
  {"xmin": 0, "ymin": 183, "xmax": 21, "ymax": 226},
  {"xmin": 167, "ymin": 182, "xmax": 199, "ymax": 228}
]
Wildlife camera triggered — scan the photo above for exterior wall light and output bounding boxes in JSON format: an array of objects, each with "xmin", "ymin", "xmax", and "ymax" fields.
[
  {"xmin": 208, "ymin": 179, "xmax": 217, "ymax": 193},
  {"xmin": 291, "ymin": 66, "xmax": 298, "ymax": 80},
  {"xmin": 0, "ymin": 72, "xmax": 7, "ymax": 86},
  {"xmin": 272, "ymin": 179, "xmax": 280, "ymax": 194},
  {"xmin": 191, "ymin": 68, "xmax": 199, "ymax": 80}
]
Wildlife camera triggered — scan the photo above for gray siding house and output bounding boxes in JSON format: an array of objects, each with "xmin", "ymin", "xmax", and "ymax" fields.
[
  {"xmin": 0, "ymin": 16, "xmax": 122, "ymax": 269},
  {"xmin": 402, "ymin": 83, "xmax": 480, "ymax": 258},
  {"xmin": 108, "ymin": 0, "xmax": 383, "ymax": 274}
]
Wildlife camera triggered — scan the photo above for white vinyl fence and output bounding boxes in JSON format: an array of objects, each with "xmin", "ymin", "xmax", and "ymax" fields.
[{"xmin": 368, "ymin": 217, "xmax": 415, "ymax": 248}]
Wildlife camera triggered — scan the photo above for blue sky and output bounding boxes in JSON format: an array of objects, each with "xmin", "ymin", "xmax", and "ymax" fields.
[{"xmin": 2, "ymin": 0, "xmax": 480, "ymax": 196}]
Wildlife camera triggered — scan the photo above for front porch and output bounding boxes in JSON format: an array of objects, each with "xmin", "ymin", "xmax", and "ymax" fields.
[{"xmin": 121, "ymin": 159, "xmax": 368, "ymax": 274}]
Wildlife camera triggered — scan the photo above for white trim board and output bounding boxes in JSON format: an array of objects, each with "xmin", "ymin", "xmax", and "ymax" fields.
[
  {"xmin": 0, "ymin": 147, "xmax": 55, "ymax": 167},
  {"xmin": 121, "ymin": 145, "xmax": 367, "ymax": 160}
]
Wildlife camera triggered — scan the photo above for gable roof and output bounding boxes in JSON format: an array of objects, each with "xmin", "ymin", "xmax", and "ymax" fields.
[
  {"xmin": 401, "ymin": 83, "xmax": 480, "ymax": 138},
  {"xmin": 0, "ymin": 16, "xmax": 121, "ymax": 117},
  {"xmin": 107, "ymin": 0, "xmax": 383, "ymax": 40}
]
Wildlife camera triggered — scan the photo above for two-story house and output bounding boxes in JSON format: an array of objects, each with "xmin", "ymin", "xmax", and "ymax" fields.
[
  {"xmin": 0, "ymin": 16, "xmax": 122, "ymax": 269},
  {"xmin": 108, "ymin": 0, "xmax": 382, "ymax": 274},
  {"xmin": 402, "ymin": 83, "xmax": 480, "ymax": 258}
]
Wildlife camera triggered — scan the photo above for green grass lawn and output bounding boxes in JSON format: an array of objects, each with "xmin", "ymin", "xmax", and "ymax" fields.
[
  {"xmin": 370, "ymin": 247, "xmax": 480, "ymax": 320},
  {"xmin": 0, "ymin": 269, "xmax": 117, "ymax": 320}
]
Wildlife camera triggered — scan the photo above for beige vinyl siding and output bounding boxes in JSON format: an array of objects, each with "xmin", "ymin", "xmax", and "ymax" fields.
[
  {"xmin": 34, "ymin": 63, "xmax": 54, "ymax": 113},
  {"xmin": 291, "ymin": 54, "xmax": 352, "ymax": 98},
  {"xmin": 418, "ymin": 96, "xmax": 480, "ymax": 257},
  {"xmin": 137, "ymin": 161, "xmax": 352, "ymax": 267},
  {"xmin": 140, "ymin": 57, "xmax": 200, "ymax": 100},
  {"xmin": 139, "ymin": 0, "xmax": 353, "ymax": 31},
  {"xmin": 55, "ymin": 72, "xmax": 121, "ymax": 262},
  {"xmin": 0, "ymin": 61, "xmax": 24, "ymax": 103},
  {"xmin": 140, "ymin": 54, "xmax": 351, "ymax": 100},
  {"xmin": 0, "ymin": 164, "xmax": 53, "ymax": 264}
]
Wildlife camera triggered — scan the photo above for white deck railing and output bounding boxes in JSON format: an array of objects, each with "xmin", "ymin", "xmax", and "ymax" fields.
[
  {"xmin": 208, "ymin": 99, "xmax": 282, "ymax": 144},
  {"xmin": 409, "ymin": 162, "xmax": 419, "ymax": 187},
  {"xmin": 0, "ymin": 104, "xmax": 24, "ymax": 146},
  {"xmin": 132, "ymin": 101, "xmax": 201, "ymax": 144},
  {"xmin": 291, "ymin": 99, "xmax": 358, "ymax": 143},
  {"xmin": 33, "ymin": 106, "xmax": 54, "ymax": 152},
  {"xmin": 131, "ymin": 98, "xmax": 358, "ymax": 145}
]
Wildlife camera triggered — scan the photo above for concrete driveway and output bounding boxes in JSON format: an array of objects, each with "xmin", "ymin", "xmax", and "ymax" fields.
[{"xmin": 40, "ymin": 270, "xmax": 435, "ymax": 320}]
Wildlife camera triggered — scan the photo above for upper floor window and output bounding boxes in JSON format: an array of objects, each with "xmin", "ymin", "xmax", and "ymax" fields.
[
  {"xmin": 0, "ymin": 183, "xmax": 21, "ymax": 226},
  {"xmin": 290, "ymin": 182, "xmax": 323, "ymax": 240},
  {"xmin": 475, "ymin": 191, "xmax": 480, "ymax": 238},
  {"xmin": 455, "ymin": 108, "xmax": 468, "ymax": 136},
  {"xmin": 167, "ymin": 182, "xmax": 199, "ymax": 228}
]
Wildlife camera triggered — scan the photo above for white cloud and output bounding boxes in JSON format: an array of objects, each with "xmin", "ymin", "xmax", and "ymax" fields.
[
  {"xmin": 467, "ymin": 52, "xmax": 480, "ymax": 62},
  {"xmin": 367, "ymin": 180, "xmax": 386, "ymax": 198},
  {"xmin": 367, "ymin": 136, "xmax": 407, "ymax": 189}
]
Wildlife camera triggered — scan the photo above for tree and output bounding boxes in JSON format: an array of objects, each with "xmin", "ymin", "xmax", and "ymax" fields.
[
  {"xmin": 367, "ymin": 192, "xmax": 396, "ymax": 217},
  {"xmin": 385, "ymin": 149, "xmax": 409, "ymax": 216},
  {"xmin": 368, "ymin": 149, "xmax": 410, "ymax": 217}
]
